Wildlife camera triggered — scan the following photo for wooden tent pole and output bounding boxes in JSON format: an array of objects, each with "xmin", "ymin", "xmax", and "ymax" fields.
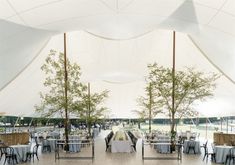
[
  {"xmin": 171, "ymin": 31, "xmax": 176, "ymax": 134},
  {"xmin": 63, "ymin": 33, "xmax": 69, "ymax": 151},
  {"xmin": 170, "ymin": 31, "xmax": 176, "ymax": 153},
  {"xmin": 13, "ymin": 116, "xmax": 20, "ymax": 132},
  {"xmin": 220, "ymin": 117, "xmax": 223, "ymax": 132},
  {"xmin": 226, "ymin": 117, "xmax": 229, "ymax": 133}
]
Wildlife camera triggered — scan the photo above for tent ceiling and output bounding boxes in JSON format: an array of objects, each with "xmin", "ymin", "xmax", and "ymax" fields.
[
  {"xmin": 1, "ymin": 30, "xmax": 235, "ymax": 118},
  {"xmin": 0, "ymin": 0, "xmax": 234, "ymax": 37},
  {"xmin": 0, "ymin": 0, "xmax": 235, "ymax": 118}
]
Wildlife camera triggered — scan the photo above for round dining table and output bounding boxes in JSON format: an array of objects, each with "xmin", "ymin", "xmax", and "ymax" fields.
[
  {"xmin": 214, "ymin": 145, "xmax": 233, "ymax": 164},
  {"xmin": 10, "ymin": 144, "xmax": 31, "ymax": 162},
  {"xmin": 183, "ymin": 140, "xmax": 201, "ymax": 154},
  {"xmin": 42, "ymin": 139, "xmax": 56, "ymax": 152}
]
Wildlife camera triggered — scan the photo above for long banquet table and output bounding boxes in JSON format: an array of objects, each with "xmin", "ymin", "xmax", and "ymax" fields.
[{"xmin": 110, "ymin": 131, "xmax": 133, "ymax": 153}]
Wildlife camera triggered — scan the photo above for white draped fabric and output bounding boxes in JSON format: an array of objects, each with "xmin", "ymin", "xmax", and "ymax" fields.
[
  {"xmin": 11, "ymin": 144, "xmax": 31, "ymax": 162},
  {"xmin": 0, "ymin": 0, "xmax": 235, "ymax": 118},
  {"xmin": 111, "ymin": 140, "xmax": 132, "ymax": 153}
]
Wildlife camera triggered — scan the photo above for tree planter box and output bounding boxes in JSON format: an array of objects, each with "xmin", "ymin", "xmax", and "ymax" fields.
[
  {"xmin": 0, "ymin": 132, "xmax": 29, "ymax": 145},
  {"xmin": 214, "ymin": 132, "xmax": 235, "ymax": 146}
]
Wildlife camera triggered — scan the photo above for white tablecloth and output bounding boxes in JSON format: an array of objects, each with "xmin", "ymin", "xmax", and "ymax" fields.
[
  {"xmin": 42, "ymin": 136, "xmax": 81, "ymax": 153},
  {"xmin": 11, "ymin": 144, "xmax": 31, "ymax": 162},
  {"xmin": 153, "ymin": 138, "xmax": 171, "ymax": 154},
  {"xmin": 154, "ymin": 142, "xmax": 171, "ymax": 154},
  {"xmin": 214, "ymin": 145, "xmax": 233, "ymax": 163},
  {"xmin": 111, "ymin": 131, "xmax": 132, "ymax": 153},
  {"xmin": 68, "ymin": 136, "xmax": 81, "ymax": 152},
  {"xmin": 156, "ymin": 135, "xmax": 170, "ymax": 141},
  {"xmin": 111, "ymin": 140, "xmax": 132, "ymax": 153}
]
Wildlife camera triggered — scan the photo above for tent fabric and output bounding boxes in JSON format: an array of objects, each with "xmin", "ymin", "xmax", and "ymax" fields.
[
  {"xmin": 0, "ymin": 20, "xmax": 54, "ymax": 90},
  {"xmin": 1, "ymin": 30, "xmax": 235, "ymax": 118},
  {"xmin": 0, "ymin": 0, "xmax": 235, "ymax": 118}
]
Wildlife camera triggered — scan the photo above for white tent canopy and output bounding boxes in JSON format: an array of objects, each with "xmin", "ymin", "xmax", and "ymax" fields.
[{"xmin": 0, "ymin": 0, "xmax": 235, "ymax": 118}]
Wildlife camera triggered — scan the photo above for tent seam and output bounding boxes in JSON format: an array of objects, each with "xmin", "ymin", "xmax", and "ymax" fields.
[
  {"xmin": 0, "ymin": 37, "xmax": 52, "ymax": 92},
  {"xmin": 188, "ymin": 35, "xmax": 235, "ymax": 85}
]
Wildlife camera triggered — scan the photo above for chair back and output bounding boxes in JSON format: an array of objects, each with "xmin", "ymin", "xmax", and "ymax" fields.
[
  {"xmin": 42, "ymin": 139, "xmax": 49, "ymax": 146},
  {"xmin": 188, "ymin": 140, "xmax": 196, "ymax": 147},
  {"xmin": 107, "ymin": 131, "xmax": 113, "ymax": 143},
  {"xmin": 127, "ymin": 131, "xmax": 135, "ymax": 139},
  {"xmin": 204, "ymin": 143, "xmax": 215, "ymax": 155},
  {"xmin": 104, "ymin": 137, "xmax": 109, "ymax": 151},
  {"xmin": 33, "ymin": 144, "xmax": 39, "ymax": 153},
  {"xmin": 105, "ymin": 137, "xmax": 109, "ymax": 144},
  {"xmin": 202, "ymin": 140, "xmax": 208, "ymax": 149},
  {"xmin": 178, "ymin": 136, "xmax": 184, "ymax": 145},
  {"xmin": 33, "ymin": 137, "xmax": 39, "ymax": 145},
  {"xmin": 133, "ymin": 137, "xmax": 137, "ymax": 145},
  {"xmin": 211, "ymin": 143, "xmax": 215, "ymax": 152},
  {"xmin": 190, "ymin": 136, "xmax": 196, "ymax": 141},
  {"xmin": 229, "ymin": 147, "xmax": 235, "ymax": 157},
  {"xmin": 197, "ymin": 133, "xmax": 200, "ymax": 139},
  {"xmin": 107, "ymin": 131, "xmax": 112, "ymax": 139},
  {"xmin": 0, "ymin": 146, "xmax": 8, "ymax": 155},
  {"xmin": 6, "ymin": 147, "xmax": 15, "ymax": 156}
]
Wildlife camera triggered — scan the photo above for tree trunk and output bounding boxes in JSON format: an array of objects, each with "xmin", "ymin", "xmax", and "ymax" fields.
[
  {"xmin": 170, "ymin": 112, "xmax": 176, "ymax": 152},
  {"xmin": 87, "ymin": 83, "xmax": 91, "ymax": 138},
  {"xmin": 149, "ymin": 83, "xmax": 152, "ymax": 134},
  {"xmin": 138, "ymin": 121, "xmax": 141, "ymax": 129},
  {"xmin": 149, "ymin": 119, "xmax": 151, "ymax": 133},
  {"xmin": 171, "ymin": 113, "xmax": 175, "ymax": 137},
  {"xmin": 88, "ymin": 121, "xmax": 91, "ymax": 138}
]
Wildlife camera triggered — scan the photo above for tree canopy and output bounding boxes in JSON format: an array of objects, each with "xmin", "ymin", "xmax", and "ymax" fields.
[
  {"xmin": 35, "ymin": 50, "xmax": 109, "ymax": 121},
  {"xmin": 147, "ymin": 63, "xmax": 219, "ymax": 119},
  {"xmin": 135, "ymin": 62, "xmax": 219, "ymax": 136}
]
